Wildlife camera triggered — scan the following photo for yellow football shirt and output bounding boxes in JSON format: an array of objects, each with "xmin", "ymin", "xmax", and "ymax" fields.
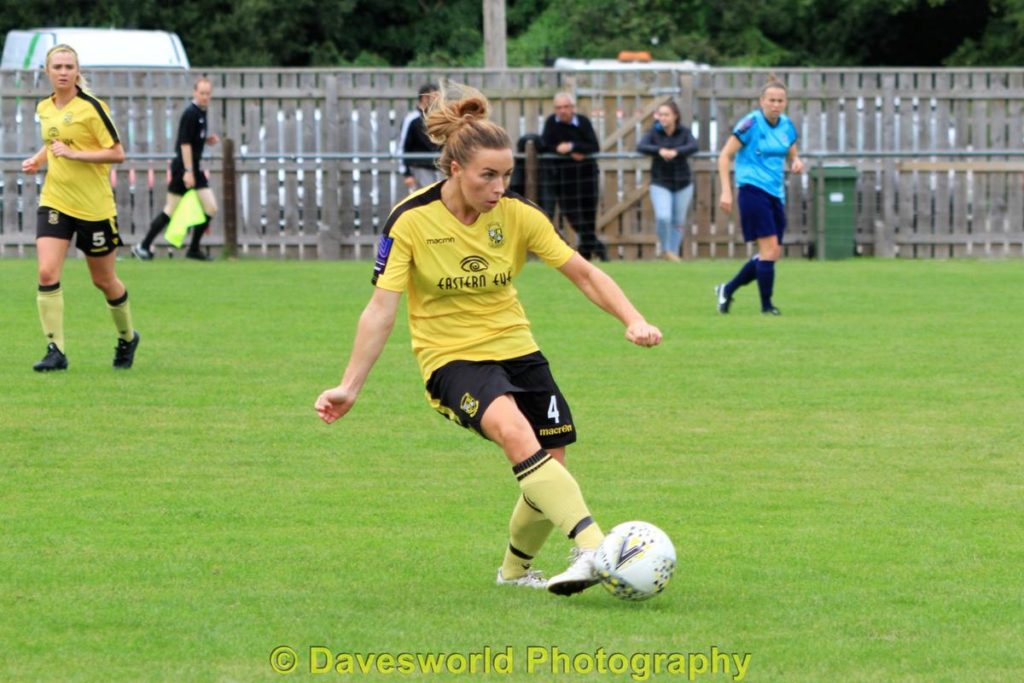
[
  {"xmin": 37, "ymin": 89, "xmax": 120, "ymax": 221},
  {"xmin": 373, "ymin": 183, "xmax": 575, "ymax": 382}
]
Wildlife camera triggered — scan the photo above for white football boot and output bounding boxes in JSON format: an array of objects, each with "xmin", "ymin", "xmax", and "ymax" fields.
[
  {"xmin": 715, "ymin": 284, "xmax": 733, "ymax": 314},
  {"xmin": 495, "ymin": 568, "xmax": 548, "ymax": 589},
  {"xmin": 546, "ymin": 547, "xmax": 600, "ymax": 596}
]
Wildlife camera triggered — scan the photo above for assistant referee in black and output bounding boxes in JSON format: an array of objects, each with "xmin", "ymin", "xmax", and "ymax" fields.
[{"xmin": 134, "ymin": 77, "xmax": 220, "ymax": 261}]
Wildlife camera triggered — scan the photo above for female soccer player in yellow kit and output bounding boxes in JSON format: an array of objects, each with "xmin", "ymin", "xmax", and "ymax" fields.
[
  {"xmin": 22, "ymin": 44, "xmax": 139, "ymax": 371},
  {"xmin": 315, "ymin": 84, "xmax": 662, "ymax": 596}
]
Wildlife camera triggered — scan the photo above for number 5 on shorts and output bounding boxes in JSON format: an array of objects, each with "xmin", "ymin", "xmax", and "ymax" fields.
[{"xmin": 92, "ymin": 231, "xmax": 106, "ymax": 247}]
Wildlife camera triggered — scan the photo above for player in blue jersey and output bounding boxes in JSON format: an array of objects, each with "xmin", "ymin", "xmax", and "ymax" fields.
[{"xmin": 715, "ymin": 79, "xmax": 804, "ymax": 315}]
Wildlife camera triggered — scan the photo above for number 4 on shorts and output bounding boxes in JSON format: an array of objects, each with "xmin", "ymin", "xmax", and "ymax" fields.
[{"xmin": 547, "ymin": 395, "xmax": 560, "ymax": 424}]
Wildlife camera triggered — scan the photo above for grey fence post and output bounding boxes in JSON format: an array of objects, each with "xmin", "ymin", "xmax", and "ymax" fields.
[{"xmin": 319, "ymin": 75, "xmax": 342, "ymax": 259}]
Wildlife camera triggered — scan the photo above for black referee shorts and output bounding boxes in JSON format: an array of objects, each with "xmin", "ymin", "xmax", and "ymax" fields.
[
  {"xmin": 426, "ymin": 351, "xmax": 577, "ymax": 449},
  {"xmin": 168, "ymin": 169, "xmax": 210, "ymax": 195}
]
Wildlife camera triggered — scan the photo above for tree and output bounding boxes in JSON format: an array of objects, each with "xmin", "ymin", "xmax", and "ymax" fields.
[
  {"xmin": 0, "ymin": 0, "xmax": 1019, "ymax": 67},
  {"xmin": 945, "ymin": 0, "xmax": 1024, "ymax": 65}
]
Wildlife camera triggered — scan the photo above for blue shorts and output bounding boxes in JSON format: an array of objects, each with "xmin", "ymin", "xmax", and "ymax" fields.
[{"xmin": 738, "ymin": 185, "xmax": 786, "ymax": 243}]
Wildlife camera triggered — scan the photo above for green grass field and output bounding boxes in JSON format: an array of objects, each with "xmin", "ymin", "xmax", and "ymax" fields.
[{"xmin": 1, "ymin": 256, "xmax": 1022, "ymax": 682}]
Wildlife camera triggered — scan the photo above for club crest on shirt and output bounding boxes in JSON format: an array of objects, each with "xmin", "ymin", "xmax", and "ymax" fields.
[
  {"xmin": 487, "ymin": 223, "xmax": 504, "ymax": 248},
  {"xmin": 460, "ymin": 392, "xmax": 480, "ymax": 418}
]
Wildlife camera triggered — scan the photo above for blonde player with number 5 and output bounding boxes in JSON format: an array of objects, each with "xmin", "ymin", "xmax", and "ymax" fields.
[{"xmin": 22, "ymin": 44, "xmax": 139, "ymax": 371}]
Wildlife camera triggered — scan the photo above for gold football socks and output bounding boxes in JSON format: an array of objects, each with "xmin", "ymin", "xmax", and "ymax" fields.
[
  {"xmin": 106, "ymin": 291, "xmax": 135, "ymax": 341},
  {"xmin": 512, "ymin": 450, "xmax": 603, "ymax": 550},
  {"xmin": 499, "ymin": 494, "xmax": 554, "ymax": 580},
  {"xmin": 37, "ymin": 283, "xmax": 65, "ymax": 351}
]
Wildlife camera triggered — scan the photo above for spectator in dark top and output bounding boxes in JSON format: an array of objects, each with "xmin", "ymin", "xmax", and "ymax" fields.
[
  {"xmin": 133, "ymin": 77, "xmax": 220, "ymax": 261},
  {"xmin": 398, "ymin": 83, "xmax": 442, "ymax": 192},
  {"xmin": 637, "ymin": 99, "xmax": 698, "ymax": 261},
  {"xmin": 509, "ymin": 133, "xmax": 556, "ymax": 218},
  {"xmin": 541, "ymin": 92, "xmax": 608, "ymax": 261}
]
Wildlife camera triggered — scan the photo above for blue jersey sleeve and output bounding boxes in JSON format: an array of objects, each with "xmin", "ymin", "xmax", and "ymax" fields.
[{"xmin": 733, "ymin": 114, "xmax": 758, "ymax": 146}]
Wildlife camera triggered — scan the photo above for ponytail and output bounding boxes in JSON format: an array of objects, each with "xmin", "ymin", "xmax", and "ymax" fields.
[
  {"xmin": 425, "ymin": 80, "xmax": 511, "ymax": 177},
  {"xmin": 760, "ymin": 74, "xmax": 787, "ymax": 97}
]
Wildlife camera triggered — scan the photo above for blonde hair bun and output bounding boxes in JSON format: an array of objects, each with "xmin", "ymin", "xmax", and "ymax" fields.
[{"xmin": 425, "ymin": 81, "xmax": 491, "ymax": 147}]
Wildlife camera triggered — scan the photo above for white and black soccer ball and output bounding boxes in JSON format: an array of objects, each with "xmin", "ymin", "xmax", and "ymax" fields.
[{"xmin": 594, "ymin": 521, "xmax": 676, "ymax": 601}]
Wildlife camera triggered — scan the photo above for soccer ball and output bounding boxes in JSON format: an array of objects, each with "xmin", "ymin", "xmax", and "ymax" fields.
[{"xmin": 594, "ymin": 521, "xmax": 676, "ymax": 601}]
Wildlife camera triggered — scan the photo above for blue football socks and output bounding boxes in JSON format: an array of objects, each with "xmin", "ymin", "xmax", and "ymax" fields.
[
  {"xmin": 725, "ymin": 255, "xmax": 759, "ymax": 298},
  {"xmin": 756, "ymin": 259, "xmax": 776, "ymax": 310}
]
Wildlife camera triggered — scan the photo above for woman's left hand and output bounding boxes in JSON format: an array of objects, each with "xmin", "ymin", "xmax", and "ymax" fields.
[
  {"xmin": 626, "ymin": 321, "xmax": 663, "ymax": 348},
  {"xmin": 790, "ymin": 157, "xmax": 805, "ymax": 174},
  {"xmin": 315, "ymin": 386, "xmax": 357, "ymax": 424}
]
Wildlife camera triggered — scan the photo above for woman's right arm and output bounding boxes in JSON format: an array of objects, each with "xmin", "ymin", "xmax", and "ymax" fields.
[
  {"xmin": 676, "ymin": 128, "xmax": 699, "ymax": 158},
  {"xmin": 21, "ymin": 145, "xmax": 48, "ymax": 174},
  {"xmin": 717, "ymin": 135, "xmax": 742, "ymax": 213},
  {"xmin": 636, "ymin": 128, "xmax": 660, "ymax": 156},
  {"xmin": 315, "ymin": 287, "xmax": 402, "ymax": 424}
]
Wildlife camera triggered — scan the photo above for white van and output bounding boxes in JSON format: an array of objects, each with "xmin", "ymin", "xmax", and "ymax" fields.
[
  {"xmin": 1, "ymin": 27, "xmax": 190, "ymax": 70},
  {"xmin": 553, "ymin": 57, "xmax": 708, "ymax": 72}
]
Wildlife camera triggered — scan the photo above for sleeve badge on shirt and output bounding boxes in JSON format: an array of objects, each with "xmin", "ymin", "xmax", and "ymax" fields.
[
  {"xmin": 736, "ymin": 115, "xmax": 756, "ymax": 135},
  {"xmin": 372, "ymin": 235, "xmax": 394, "ymax": 280}
]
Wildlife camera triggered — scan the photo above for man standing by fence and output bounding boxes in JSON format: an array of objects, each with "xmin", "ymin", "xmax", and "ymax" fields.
[
  {"xmin": 133, "ymin": 77, "xmax": 220, "ymax": 261},
  {"xmin": 542, "ymin": 92, "xmax": 608, "ymax": 261},
  {"xmin": 398, "ymin": 83, "xmax": 442, "ymax": 192}
]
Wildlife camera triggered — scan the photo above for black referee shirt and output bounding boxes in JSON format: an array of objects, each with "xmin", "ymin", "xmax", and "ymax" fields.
[{"xmin": 170, "ymin": 102, "xmax": 207, "ymax": 176}]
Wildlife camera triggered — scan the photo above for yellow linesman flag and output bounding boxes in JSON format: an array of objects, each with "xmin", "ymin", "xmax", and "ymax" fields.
[{"xmin": 164, "ymin": 190, "xmax": 206, "ymax": 248}]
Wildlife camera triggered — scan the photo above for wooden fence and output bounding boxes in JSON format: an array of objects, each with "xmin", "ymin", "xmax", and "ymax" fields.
[{"xmin": 2, "ymin": 67, "xmax": 1023, "ymax": 259}]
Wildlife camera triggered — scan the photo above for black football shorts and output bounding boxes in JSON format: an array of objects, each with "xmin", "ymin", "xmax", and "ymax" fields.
[
  {"xmin": 37, "ymin": 207, "xmax": 122, "ymax": 256},
  {"xmin": 426, "ymin": 351, "xmax": 577, "ymax": 449}
]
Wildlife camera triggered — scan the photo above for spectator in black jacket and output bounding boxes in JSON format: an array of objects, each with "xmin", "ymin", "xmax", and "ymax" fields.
[
  {"xmin": 637, "ymin": 100, "xmax": 698, "ymax": 261},
  {"xmin": 399, "ymin": 83, "xmax": 442, "ymax": 192},
  {"xmin": 541, "ymin": 93, "xmax": 607, "ymax": 261}
]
